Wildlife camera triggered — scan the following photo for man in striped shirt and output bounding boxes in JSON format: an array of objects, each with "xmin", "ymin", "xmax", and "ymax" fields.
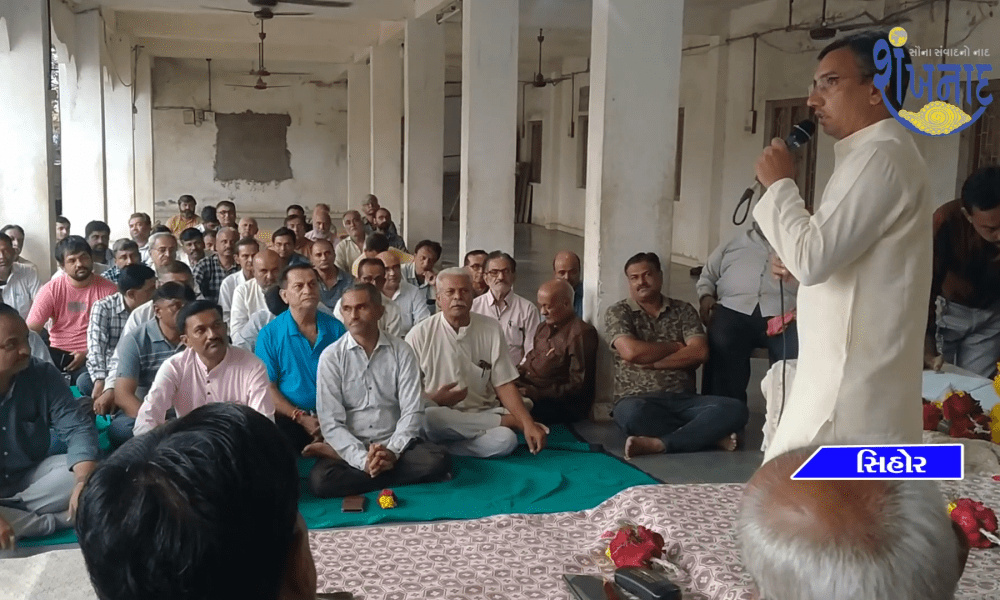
[
  {"xmin": 101, "ymin": 239, "xmax": 142, "ymax": 285},
  {"xmin": 81, "ymin": 264, "xmax": 156, "ymax": 399},
  {"xmin": 193, "ymin": 227, "xmax": 240, "ymax": 303}
]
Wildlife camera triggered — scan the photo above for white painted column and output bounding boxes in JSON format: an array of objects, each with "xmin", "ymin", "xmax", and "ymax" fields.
[
  {"xmin": 370, "ymin": 37, "xmax": 404, "ymax": 219},
  {"xmin": 58, "ymin": 10, "xmax": 107, "ymax": 233},
  {"xmin": 459, "ymin": 0, "xmax": 518, "ymax": 258},
  {"xmin": 403, "ymin": 17, "xmax": 444, "ymax": 247},
  {"xmin": 583, "ymin": 0, "xmax": 683, "ymax": 410},
  {"xmin": 0, "ymin": 0, "xmax": 57, "ymax": 276},
  {"xmin": 347, "ymin": 60, "xmax": 372, "ymax": 213},
  {"xmin": 133, "ymin": 51, "xmax": 155, "ymax": 219},
  {"xmin": 102, "ymin": 25, "xmax": 135, "ymax": 239}
]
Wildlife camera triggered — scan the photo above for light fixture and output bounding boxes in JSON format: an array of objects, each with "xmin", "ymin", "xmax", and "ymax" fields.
[{"xmin": 436, "ymin": 1, "xmax": 461, "ymax": 25}]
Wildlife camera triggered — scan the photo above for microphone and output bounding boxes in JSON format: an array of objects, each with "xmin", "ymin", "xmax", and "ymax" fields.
[{"xmin": 733, "ymin": 120, "xmax": 817, "ymax": 226}]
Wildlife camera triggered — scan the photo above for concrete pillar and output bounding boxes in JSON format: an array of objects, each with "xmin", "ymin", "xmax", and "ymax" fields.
[
  {"xmin": 133, "ymin": 51, "xmax": 155, "ymax": 219},
  {"xmin": 58, "ymin": 10, "xmax": 107, "ymax": 233},
  {"xmin": 103, "ymin": 26, "xmax": 135, "ymax": 239},
  {"xmin": 370, "ymin": 38, "xmax": 404, "ymax": 220},
  {"xmin": 403, "ymin": 17, "xmax": 444, "ymax": 248},
  {"xmin": 458, "ymin": 0, "xmax": 518, "ymax": 258},
  {"xmin": 0, "ymin": 0, "xmax": 57, "ymax": 275},
  {"xmin": 583, "ymin": 0, "xmax": 683, "ymax": 409},
  {"xmin": 347, "ymin": 60, "xmax": 372, "ymax": 213}
]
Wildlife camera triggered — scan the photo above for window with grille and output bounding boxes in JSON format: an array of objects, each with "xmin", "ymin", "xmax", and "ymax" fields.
[{"xmin": 763, "ymin": 98, "xmax": 818, "ymax": 211}]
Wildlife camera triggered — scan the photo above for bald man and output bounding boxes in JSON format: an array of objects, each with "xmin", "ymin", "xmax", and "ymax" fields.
[
  {"xmin": 379, "ymin": 251, "xmax": 430, "ymax": 336},
  {"xmin": 738, "ymin": 447, "xmax": 969, "ymax": 600},
  {"xmin": 553, "ymin": 251, "xmax": 584, "ymax": 319},
  {"xmin": 231, "ymin": 249, "xmax": 281, "ymax": 334},
  {"xmin": 516, "ymin": 280, "xmax": 598, "ymax": 424}
]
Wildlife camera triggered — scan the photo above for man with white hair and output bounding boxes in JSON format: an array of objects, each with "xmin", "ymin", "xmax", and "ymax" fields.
[
  {"xmin": 238, "ymin": 217, "xmax": 259, "ymax": 242},
  {"xmin": 146, "ymin": 232, "xmax": 179, "ymax": 272},
  {"xmin": 405, "ymin": 268, "xmax": 547, "ymax": 458},
  {"xmin": 738, "ymin": 446, "xmax": 970, "ymax": 600}
]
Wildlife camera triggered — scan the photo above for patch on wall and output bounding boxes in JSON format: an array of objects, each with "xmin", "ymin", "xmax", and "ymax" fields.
[{"xmin": 214, "ymin": 111, "xmax": 293, "ymax": 183}]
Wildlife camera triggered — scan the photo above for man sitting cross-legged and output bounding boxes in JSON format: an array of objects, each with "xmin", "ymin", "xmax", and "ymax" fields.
[
  {"xmin": 405, "ymin": 268, "xmax": 547, "ymax": 457},
  {"xmin": 231, "ymin": 248, "xmax": 281, "ymax": 335},
  {"xmin": 517, "ymin": 280, "xmax": 598, "ymax": 425},
  {"xmin": 93, "ymin": 282, "xmax": 195, "ymax": 448},
  {"xmin": 0, "ymin": 304, "xmax": 98, "ymax": 548},
  {"xmin": 335, "ymin": 258, "xmax": 404, "ymax": 337},
  {"xmin": 606, "ymin": 252, "xmax": 748, "ymax": 458},
  {"xmin": 134, "ymin": 300, "xmax": 274, "ymax": 436},
  {"xmin": 76, "ymin": 403, "xmax": 320, "ymax": 600},
  {"xmin": 379, "ymin": 250, "xmax": 430, "ymax": 336},
  {"xmin": 471, "ymin": 251, "xmax": 541, "ymax": 366},
  {"xmin": 309, "ymin": 283, "xmax": 451, "ymax": 498},
  {"xmin": 256, "ymin": 265, "xmax": 347, "ymax": 456},
  {"xmin": 80, "ymin": 264, "xmax": 157, "ymax": 399}
]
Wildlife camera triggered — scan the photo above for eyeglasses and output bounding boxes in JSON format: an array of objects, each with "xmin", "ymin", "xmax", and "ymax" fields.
[
  {"xmin": 486, "ymin": 268, "xmax": 512, "ymax": 278},
  {"xmin": 808, "ymin": 74, "xmax": 863, "ymax": 96}
]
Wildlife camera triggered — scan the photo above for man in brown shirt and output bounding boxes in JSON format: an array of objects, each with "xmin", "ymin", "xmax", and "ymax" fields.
[
  {"xmin": 925, "ymin": 166, "xmax": 1000, "ymax": 378},
  {"xmin": 517, "ymin": 280, "xmax": 598, "ymax": 424},
  {"xmin": 605, "ymin": 252, "xmax": 748, "ymax": 458}
]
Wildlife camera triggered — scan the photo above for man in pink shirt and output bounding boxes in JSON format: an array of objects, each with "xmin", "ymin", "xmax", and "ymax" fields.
[
  {"xmin": 26, "ymin": 236, "xmax": 116, "ymax": 385},
  {"xmin": 133, "ymin": 300, "xmax": 274, "ymax": 435}
]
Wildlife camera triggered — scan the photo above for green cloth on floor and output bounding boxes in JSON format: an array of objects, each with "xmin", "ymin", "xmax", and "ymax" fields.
[{"xmin": 20, "ymin": 425, "xmax": 655, "ymax": 547}]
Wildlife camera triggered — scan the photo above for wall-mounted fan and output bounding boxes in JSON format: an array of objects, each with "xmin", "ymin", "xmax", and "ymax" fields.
[
  {"xmin": 202, "ymin": 0, "xmax": 352, "ymax": 20},
  {"xmin": 519, "ymin": 30, "xmax": 571, "ymax": 88}
]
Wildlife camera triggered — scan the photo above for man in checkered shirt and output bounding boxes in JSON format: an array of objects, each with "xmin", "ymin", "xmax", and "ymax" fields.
[
  {"xmin": 102, "ymin": 239, "xmax": 143, "ymax": 284},
  {"xmin": 79, "ymin": 264, "xmax": 157, "ymax": 399},
  {"xmin": 192, "ymin": 227, "xmax": 240, "ymax": 303}
]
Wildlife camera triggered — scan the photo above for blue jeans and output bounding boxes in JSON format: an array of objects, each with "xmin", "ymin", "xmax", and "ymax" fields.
[
  {"xmin": 107, "ymin": 414, "xmax": 136, "ymax": 449},
  {"xmin": 613, "ymin": 391, "xmax": 749, "ymax": 453}
]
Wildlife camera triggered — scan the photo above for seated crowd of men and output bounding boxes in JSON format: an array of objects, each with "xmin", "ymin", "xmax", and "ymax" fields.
[{"xmin": 0, "ymin": 192, "xmax": 756, "ymax": 549}]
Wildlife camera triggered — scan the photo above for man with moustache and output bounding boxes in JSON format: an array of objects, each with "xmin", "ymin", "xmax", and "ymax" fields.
[
  {"xmin": 378, "ymin": 251, "xmax": 430, "ymax": 336},
  {"xmin": 26, "ymin": 236, "xmax": 117, "ymax": 385},
  {"xmin": 238, "ymin": 217, "xmax": 259, "ymax": 241},
  {"xmin": 219, "ymin": 237, "xmax": 259, "ymax": 322},
  {"xmin": 193, "ymin": 227, "xmax": 240, "ymax": 304},
  {"xmin": 335, "ymin": 211, "xmax": 367, "ymax": 274},
  {"xmin": 310, "ymin": 238, "xmax": 353, "ymax": 312},
  {"xmin": 231, "ymin": 249, "xmax": 282, "ymax": 335},
  {"xmin": 552, "ymin": 251, "xmax": 584, "ymax": 319},
  {"xmin": 305, "ymin": 206, "xmax": 336, "ymax": 242},
  {"xmin": 128, "ymin": 213, "xmax": 152, "ymax": 266},
  {"xmin": 0, "ymin": 232, "xmax": 40, "ymax": 320},
  {"xmin": 134, "ymin": 300, "xmax": 274, "ymax": 435},
  {"xmin": 374, "ymin": 207, "xmax": 408, "ymax": 252},
  {"xmin": 85, "ymin": 221, "xmax": 114, "ymax": 266},
  {"xmin": 335, "ymin": 258, "xmax": 404, "ymax": 337},
  {"xmin": 148, "ymin": 232, "xmax": 180, "ymax": 274},
  {"xmin": 166, "ymin": 195, "xmax": 200, "ymax": 236},
  {"xmin": 310, "ymin": 283, "xmax": 450, "ymax": 498},
  {"xmin": 463, "ymin": 250, "xmax": 490, "ymax": 297},
  {"xmin": 101, "ymin": 239, "xmax": 143, "ymax": 285},
  {"xmin": 471, "ymin": 251, "xmax": 541, "ymax": 366}
]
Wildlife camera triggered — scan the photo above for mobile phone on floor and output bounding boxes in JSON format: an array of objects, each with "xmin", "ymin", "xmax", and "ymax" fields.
[{"xmin": 341, "ymin": 495, "xmax": 365, "ymax": 513}]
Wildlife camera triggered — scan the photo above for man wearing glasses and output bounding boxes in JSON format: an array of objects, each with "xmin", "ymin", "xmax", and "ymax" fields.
[
  {"xmin": 752, "ymin": 31, "xmax": 931, "ymax": 462},
  {"xmin": 471, "ymin": 251, "xmax": 542, "ymax": 366}
]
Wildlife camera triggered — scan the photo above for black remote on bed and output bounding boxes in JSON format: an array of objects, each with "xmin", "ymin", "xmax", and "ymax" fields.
[{"xmin": 613, "ymin": 567, "xmax": 682, "ymax": 600}]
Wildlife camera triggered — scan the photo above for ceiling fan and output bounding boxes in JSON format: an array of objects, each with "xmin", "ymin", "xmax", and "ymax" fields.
[
  {"xmin": 201, "ymin": 0, "xmax": 352, "ymax": 20},
  {"xmin": 228, "ymin": 76, "xmax": 289, "ymax": 90},
  {"xmin": 230, "ymin": 21, "xmax": 308, "ymax": 77},
  {"xmin": 807, "ymin": 0, "xmax": 911, "ymax": 40},
  {"xmin": 520, "ymin": 30, "xmax": 571, "ymax": 88}
]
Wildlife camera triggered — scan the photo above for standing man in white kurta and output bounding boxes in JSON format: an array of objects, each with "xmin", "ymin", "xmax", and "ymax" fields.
[{"xmin": 752, "ymin": 31, "xmax": 931, "ymax": 462}]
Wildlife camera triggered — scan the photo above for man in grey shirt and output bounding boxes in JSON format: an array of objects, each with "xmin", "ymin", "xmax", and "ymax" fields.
[
  {"xmin": 696, "ymin": 223, "xmax": 798, "ymax": 403},
  {"xmin": 309, "ymin": 283, "xmax": 450, "ymax": 498}
]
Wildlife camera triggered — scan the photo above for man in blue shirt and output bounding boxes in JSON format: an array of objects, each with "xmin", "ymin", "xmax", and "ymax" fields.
[
  {"xmin": 256, "ymin": 265, "xmax": 346, "ymax": 455},
  {"xmin": 0, "ymin": 304, "xmax": 98, "ymax": 547}
]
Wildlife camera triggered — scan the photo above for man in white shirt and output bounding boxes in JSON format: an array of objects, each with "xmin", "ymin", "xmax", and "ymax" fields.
[
  {"xmin": 231, "ymin": 249, "xmax": 281, "ymax": 335},
  {"xmin": 379, "ymin": 251, "xmax": 430, "ymax": 336},
  {"xmin": 333, "ymin": 258, "xmax": 404, "ymax": 337},
  {"xmin": 0, "ymin": 232, "xmax": 40, "ymax": 320},
  {"xmin": 471, "ymin": 251, "xmax": 541, "ymax": 366},
  {"xmin": 128, "ymin": 213, "xmax": 153, "ymax": 266},
  {"xmin": 334, "ymin": 211, "xmax": 366, "ymax": 274},
  {"xmin": 753, "ymin": 31, "xmax": 931, "ymax": 461},
  {"xmin": 310, "ymin": 283, "xmax": 450, "ymax": 498},
  {"xmin": 405, "ymin": 268, "xmax": 547, "ymax": 458},
  {"xmin": 219, "ymin": 237, "xmax": 259, "ymax": 323}
]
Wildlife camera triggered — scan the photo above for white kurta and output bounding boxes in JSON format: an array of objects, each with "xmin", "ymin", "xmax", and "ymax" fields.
[{"xmin": 752, "ymin": 118, "xmax": 932, "ymax": 462}]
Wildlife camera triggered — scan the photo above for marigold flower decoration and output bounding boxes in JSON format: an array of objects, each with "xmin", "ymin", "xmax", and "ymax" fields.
[
  {"xmin": 378, "ymin": 489, "xmax": 398, "ymax": 509},
  {"xmin": 948, "ymin": 498, "xmax": 1000, "ymax": 549}
]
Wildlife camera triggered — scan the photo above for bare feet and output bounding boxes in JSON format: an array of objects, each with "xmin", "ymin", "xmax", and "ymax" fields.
[
  {"xmin": 717, "ymin": 433, "xmax": 738, "ymax": 452},
  {"xmin": 624, "ymin": 436, "xmax": 666, "ymax": 459},
  {"xmin": 302, "ymin": 442, "xmax": 340, "ymax": 460}
]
